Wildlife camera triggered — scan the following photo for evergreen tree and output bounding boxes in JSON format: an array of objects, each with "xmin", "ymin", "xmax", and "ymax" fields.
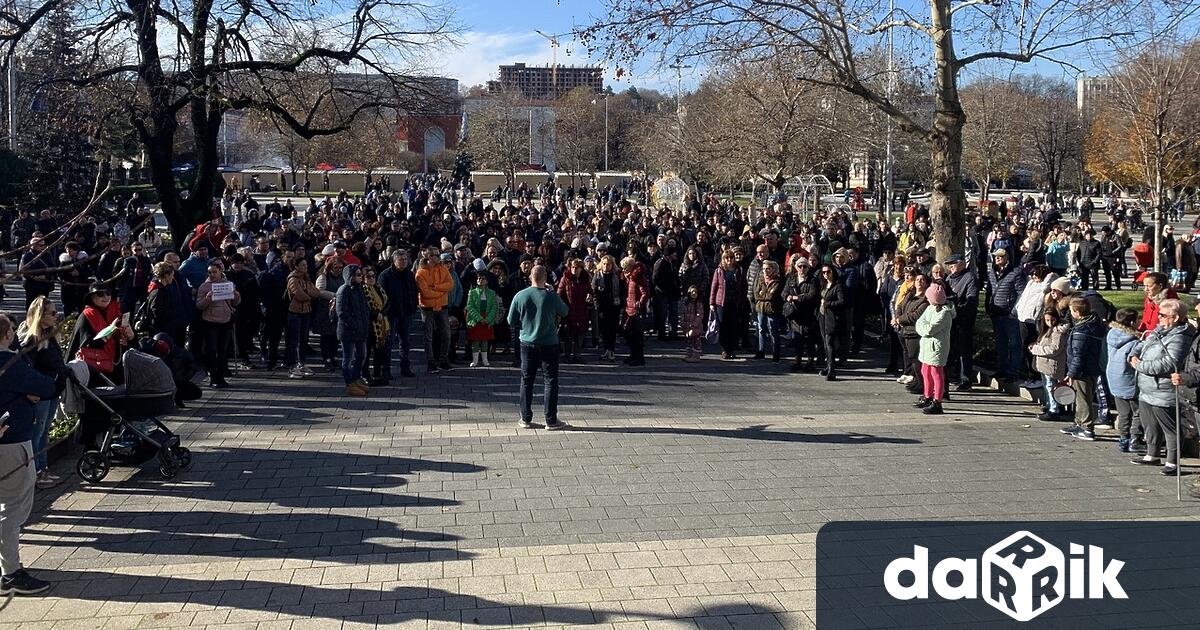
[
  {"xmin": 452, "ymin": 150, "xmax": 473, "ymax": 183},
  {"xmin": 17, "ymin": 3, "xmax": 98, "ymax": 211}
]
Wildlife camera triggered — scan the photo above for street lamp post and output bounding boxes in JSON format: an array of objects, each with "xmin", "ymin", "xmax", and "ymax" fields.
[
  {"xmin": 593, "ymin": 93, "xmax": 610, "ymax": 171},
  {"xmin": 603, "ymin": 94, "xmax": 609, "ymax": 171},
  {"xmin": 884, "ymin": 0, "xmax": 895, "ymax": 221}
]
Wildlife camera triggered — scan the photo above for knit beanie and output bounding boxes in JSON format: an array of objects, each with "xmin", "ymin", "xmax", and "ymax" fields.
[{"xmin": 925, "ymin": 283, "xmax": 946, "ymax": 306}]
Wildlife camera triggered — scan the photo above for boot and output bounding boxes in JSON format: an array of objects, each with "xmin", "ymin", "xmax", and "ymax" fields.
[
  {"xmin": 914, "ymin": 397, "xmax": 932, "ymax": 409},
  {"xmin": 922, "ymin": 400, "xmax": 944, "ymax": 415},
  {"xmin": 480, "ymin": 352, "xmax": 490, "ymax": 367},
  {"xmin": 470, "ymin": 351, "xmax": 480, "ymax": 367}
]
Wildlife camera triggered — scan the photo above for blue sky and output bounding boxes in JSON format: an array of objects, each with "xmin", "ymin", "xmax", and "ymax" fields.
[
  {"xmin": 436, "ymin": 0, "xmax": 695, "ymax": 92},
  {"xmin": 436, "ymin": 0, "xmax": 1116, "ymax": 92}
]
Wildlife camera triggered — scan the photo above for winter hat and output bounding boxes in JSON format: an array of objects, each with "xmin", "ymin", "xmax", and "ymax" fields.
[
  {"xmin": 472, "ymin": 258, "xmax": 486, "ymax": 271},
  {"xmin": 925, "ymin": 283, "xmax": 946, "ymax": 306},
  {"xmin": 1050, "ymin": 277, "xmax": 1074, "ymax": 294}
]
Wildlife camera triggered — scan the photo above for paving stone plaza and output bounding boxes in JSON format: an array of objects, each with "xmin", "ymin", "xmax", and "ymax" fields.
[{"xmin": 4, "ymin": 342, "xmax": 1196, "ymax": 629}]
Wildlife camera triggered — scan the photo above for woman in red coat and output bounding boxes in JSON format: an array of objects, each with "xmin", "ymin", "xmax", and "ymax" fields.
[
  {"xmin": 67, "ymin": 284, "xmax": 134, "ymax": 382},
  {"xmin": 1138, "ymin": 271, "xmax": 1177, "ymax": 333},
  {"xmin": 556, "ymin": 258, "xmax": 592, "ymax": 363},
  {"xmin": 620, "ymin": 256, "xmax": 649, "ymax": 366}
]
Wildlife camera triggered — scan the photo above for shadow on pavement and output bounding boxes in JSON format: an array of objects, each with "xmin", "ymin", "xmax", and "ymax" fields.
[
  {"xmin": 569, "ymin": 423, "xmax": 922, "ymax": 445},
  {"xmin": 28, "ymin": 448, "xmax": 486, "ymax": 564},
  {"xmin": 29, "ymin": 569, "xmax": 786, "ymax": 626}
]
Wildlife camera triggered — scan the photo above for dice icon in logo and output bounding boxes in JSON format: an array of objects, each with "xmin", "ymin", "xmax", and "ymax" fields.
[{"xmin": 981, "ymin": 531, "xmax": 1065, "ymax": 621}]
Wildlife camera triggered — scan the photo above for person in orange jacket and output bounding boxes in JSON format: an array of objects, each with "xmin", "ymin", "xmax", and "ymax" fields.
[{"xmin": 415, "ymin": 245, "xmax": 453, "ymax": 373}]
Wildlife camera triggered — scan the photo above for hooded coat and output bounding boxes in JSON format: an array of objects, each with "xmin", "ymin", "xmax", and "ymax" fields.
[
  {"xmin": 916, "ymin": 303, "xmax": 955, "ymax": 366},
  {"xmin": 1105, "ymin": 322, "xmax": 1140, "ymax": 400},
  {"xmin": 1133, "ymin": 323, "xmax": 1194, "ymax": 407},
  {"xmin": 1030, "ymin": 322, "xmax": 1070, "ymax": 381},
  {"xmin": 335, "ymin": 264, "xmax": 370, "ymax": 342}
]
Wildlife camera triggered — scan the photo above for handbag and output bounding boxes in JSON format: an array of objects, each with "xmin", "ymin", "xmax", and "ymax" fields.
[
  {"xmin": 78, "ymin": 347, "xmax": 115, "ymax": 374},
  {"xmin": 704, "ymin": 311, "xmax": 720, "ymax": 345}
]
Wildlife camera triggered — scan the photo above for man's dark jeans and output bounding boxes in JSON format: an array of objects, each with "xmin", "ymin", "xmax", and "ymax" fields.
[
  {"xmin": 386, "ymin": 313, "xmax": 413, "ymax": 376},
  {"xmin": 520, "ymin": 342, "xmax": 560, "ymax": 425}
]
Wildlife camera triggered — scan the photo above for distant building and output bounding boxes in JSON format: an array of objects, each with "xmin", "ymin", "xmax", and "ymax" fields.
[
  {"xmin": 487, "ymin": 63, "xmax": 603, "ymax": 100},
  {"xmin": 1076, "ymin": 74, "xmax": 1114, "ymax": 118},
  {"xmin": 383, "ymin": 75, "xmax": 463, "ymax": 168}
]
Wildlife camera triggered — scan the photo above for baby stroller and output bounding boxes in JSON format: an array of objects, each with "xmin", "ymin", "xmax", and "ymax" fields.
[{"xmin": 69, "ymin": 349, "xmax": 191, "ymax": 483}]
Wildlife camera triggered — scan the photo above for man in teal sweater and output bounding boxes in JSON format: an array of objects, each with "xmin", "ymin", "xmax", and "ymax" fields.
[{"xmin": 508, "ymin": 264, "xmax": 569, "ymax": 429}]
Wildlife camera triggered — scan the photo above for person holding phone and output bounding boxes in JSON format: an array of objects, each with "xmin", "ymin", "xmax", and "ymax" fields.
[{"xmin": 0, "ymin": 312, "xmax": 57, "ymax": 595}]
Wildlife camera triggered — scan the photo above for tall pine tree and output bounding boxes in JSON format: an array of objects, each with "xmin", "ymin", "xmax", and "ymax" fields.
[{"xmin": 17, "ymin": 2, "xmax": 98, "ymax": 211}]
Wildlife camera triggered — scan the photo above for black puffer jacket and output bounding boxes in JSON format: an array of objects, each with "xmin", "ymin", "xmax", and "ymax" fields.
[
  {"xmin": 986, "ymin": 262, "xmax": 1027, "ymax": 316},
  {"xmin": 782, "ymin": 270, "xmax": 819, "ymax": 333}
]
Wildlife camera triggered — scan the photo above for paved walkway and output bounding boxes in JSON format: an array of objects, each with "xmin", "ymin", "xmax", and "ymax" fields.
[{"xmin": 5, "ymin": 341, "xmax": 1200, "ymax": 629}]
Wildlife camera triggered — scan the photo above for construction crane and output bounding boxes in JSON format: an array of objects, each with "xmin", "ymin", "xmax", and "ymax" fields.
[{"xmin": 534, "ymin": 30, "xmax": 566, "ymax": 97}]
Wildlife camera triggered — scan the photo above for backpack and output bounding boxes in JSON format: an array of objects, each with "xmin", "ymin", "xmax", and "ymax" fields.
[
  {"xmin": 1080, "ymin": 290, "xmax": 1116, "ymax": 322},
  {"xmin": 132, "ymin": 292, "xmax": 154, "ymax": 335}
]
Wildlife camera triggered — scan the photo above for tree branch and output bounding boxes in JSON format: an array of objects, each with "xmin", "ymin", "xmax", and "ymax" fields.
[{"xmin": 955, "ymin": 32, "xmax": 1134, "ymax": 69}]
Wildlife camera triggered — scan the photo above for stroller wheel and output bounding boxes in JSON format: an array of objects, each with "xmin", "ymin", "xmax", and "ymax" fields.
[
  {"xmin": 77, "ymin": 451, "xmax": 110, "ymax": 483},
  {"xmin": 159, "ymin": 463, "xmax": 179, "ymax": 479},
  {"xmin": 173, "ymin": 447, "xmax": 192, "ymax": 470}
]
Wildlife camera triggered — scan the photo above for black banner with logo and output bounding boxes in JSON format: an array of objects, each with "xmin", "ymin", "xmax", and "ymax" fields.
[{"xmin": 816, "ymin": 521, "xmax": 1200, "ymax": 628}]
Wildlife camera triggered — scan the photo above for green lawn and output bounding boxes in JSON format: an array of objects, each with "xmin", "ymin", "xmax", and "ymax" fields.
[{"xmin": 971, "ymin": 288, "xmax": 1145, "ymax": 367}]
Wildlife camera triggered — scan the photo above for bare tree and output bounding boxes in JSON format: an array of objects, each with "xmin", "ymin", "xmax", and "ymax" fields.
[
  {"xmin": 553, "ymin": 87, "xmax": 605, "ymax": 187},
  {"xmin": 1108, "ymin": 36, "xmax": 1200, "ymax": 269},
  {"xmin": 1021, "ymin": 78, "xmax": 1082, "ymax": 201},
  {"xmin": 464, "ymin": 90, "xmax": 531, "ymax": 184},
  {"xmin": 2, "ymin": 0, "xmax": 455, "ymax": 243},
  {"xmin": 686, "ymin": 51, "xmax": 846, "ymax": 192},
  {"xmin": 579, "ymin": 0, "xmax": 1160, "ymax": 259},
  {"xmin": 960, "ymin": 78, "xmax": 1022, "ymax": 205}
]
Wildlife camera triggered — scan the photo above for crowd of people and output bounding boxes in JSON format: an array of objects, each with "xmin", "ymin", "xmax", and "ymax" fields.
[{"xmin": 1, "ymin": 179, "xmax": 1200, "ymax": 590}]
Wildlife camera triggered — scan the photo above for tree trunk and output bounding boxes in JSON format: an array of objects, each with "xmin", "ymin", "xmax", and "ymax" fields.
[
  {"xmin": 181, "ymin": 101, "xmax": 222, "ymax": 230},
  {"xmin": 929, "ymin": 0, "xmax": 967, "ymax": 262},
  {"xmin": 140, "ymin": 125, "xmax": 189, "ymax": 245},
  {"xmin": 1154, "ymin": 153, "xmax": 1164, "ymax": 271}
]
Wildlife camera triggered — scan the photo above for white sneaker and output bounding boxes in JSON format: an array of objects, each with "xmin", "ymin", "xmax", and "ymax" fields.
[
  {"xmin": 35, "ymin": 472, "xmax": 62, "ymax": 490},
  {"xmin": 480, "ymin": 354, "xmax": 490, "ymax": 367},
  {"xmin": 899, "ymin": 375, "xmax": 913, "ymax": 384},
  {"xmin": 470, "ymin": 360, "xmax": 479, "ymax": 367},
  {"xmin": 298, "ymin": 364, "xmax": 315, "ymax": 376}
]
